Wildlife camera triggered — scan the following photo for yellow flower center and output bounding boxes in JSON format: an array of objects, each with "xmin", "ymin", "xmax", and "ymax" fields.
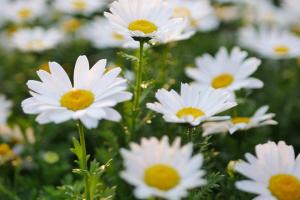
[
  {"xmin": 72, "ymin": 0, "xmax": 87, "ymax": 10},
  {"xmin": 60, "ymin": 89, "xmax": 94, "ymax": 111},
  {"xmin": 5, "ymin": 26, "xmax": 18, "ymax": 37},
  {"xmin": 212, "ymin": 73, "xmax": 234, "ymax": 89},
  {"xmin": 176, "ymin": 107, "xmax": 205, "ymax": 119},
  {"xmin": 274, "ymin": 45, "xmax": 290, "ymax": 55},
  {"xmin": 27, "ymin": 39, "xmax": 45, "ymax": 49},
  {"xmin": 291, "ymin": 25, "xmax": 300, "ymax": 36},
  {"xmin": 128, "ymin": 20, "xmax": 158, "ymax": 34},
  {"xmin": 231, "ymin": 117, "xmax": 251, "ymax": 124},
  {"xmin": 63, "ymin": 19, "xmax": 81, "ymax": 32},
  {"xmin": 39, "ymin": 62, "xmax": 50, "ymax": 72},
  {"xmin": 144, "ymin": 164, "xmax": 180, "ymax": 191},
  {"xmin": 112, "ymin": 33, "xmax": 125, "ymax": 41},
  {"xmin": 0, "ymin": 144, "xmax": 13, "ymax": 156},
  {"xmin": 173, "ymin": 7, "xmax": 198, "ymax": 27},
  {"xmin": 173, "ymin": 7, "xmax": 192, "ymax": 18},
  {"xmin": 268, "ymin": 174, "xmax": 300, "ymax": 200},
  {"xmin": 18, "ymin": 8, "xmax": 32, "ymax": 19}
]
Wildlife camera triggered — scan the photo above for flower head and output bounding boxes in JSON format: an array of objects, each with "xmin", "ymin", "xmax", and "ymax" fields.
[
  {"xmin": 11, "ymin": 27, "xmax": 64, "ymax": 52},
  {"xmin": 2, "ymin": 0, "xmax": 47, "ymax": 24},
  {"xmin": 22, "ymin": 55, "xmax": 132, "ymax": 129},
  {"xmin": 169, "ymin": 0, "xmax": 213, "ymax": 31},
  {"xmin": 54, "ymin": 0, "xmax": 106, "ymax": 15},
  {"xmin": 186, "ymin": 47, "xmax": 263, "ymax": 91},
  {"xmin": 120, "ymin": 136, "xmax": 206, "ymax": 200},
  {"xmin": 202, "ymin": 105, "xmax": 278, "ymax": 136},
  {"xmin": 104, "ymin": 0, "xmax": 185, "ymax": 42},
  {"xmin": 147, "ymin": 83, "xmax": 237, "ymax": 126},
  {"xmin": 80, "ymin": 17, "xmax": 138, "ymax": 49},
  {"xmin": 239, "ymin": 27, "xmax": 300, "ymax": 59},
  {"xmin": 235, "ymin": 141, "xmax": 300, "ymax": 200}
]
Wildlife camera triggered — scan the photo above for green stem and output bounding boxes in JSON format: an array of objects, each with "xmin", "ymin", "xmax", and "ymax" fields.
[
  {"xmin": 77, "ymin": 122, "xmax": 91, "ymax": 200},
  {"xmin": 131, "ymin": 41, "xmax": 145, "ymax": 138}
]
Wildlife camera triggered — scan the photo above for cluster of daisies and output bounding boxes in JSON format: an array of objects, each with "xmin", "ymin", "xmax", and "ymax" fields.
[
  {"xmin": 0, "ymin": 0, "xmax": 222, "ymax": 52},
  {"xmin": 0, "ymin": 0, "xmax": 300, "ymax": 199}
]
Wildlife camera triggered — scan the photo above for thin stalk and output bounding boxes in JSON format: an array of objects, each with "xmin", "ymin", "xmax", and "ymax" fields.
[
  {"xmin": 131, "ymin": 41, "xmax": 145, "ymax": 138},
  {"xmin": 77, "ymin": 122, "xmax": 91, "ymax": 200}
]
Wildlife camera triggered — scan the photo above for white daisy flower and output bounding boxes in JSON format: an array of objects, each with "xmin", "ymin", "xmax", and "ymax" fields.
[
  {"xmin": 21, "ymin": 55, "xmax": 132, "ymax": 129},
  {"xmin": 239, "ymin": 26, "xmax": 300, "ymax": 59},
  {"xmin": 169, "ymin": 0, "xmax": 212, "ymax": 32},
  {"xmin": 0, "ymin": 96, "xmax": 12, "ymax": 125},
  {"xmin": 283, "ymin": 0, "xmax": 300, "ymax": 20},
  {"xmin": 0, "ymin": 125, "xmax": 35, "ymax": 145},
  {"xmin": 159, "ymin": 19, "xmax": 195, "ymax": 44},
  {"xmin": 104, "ymin": 0, "xmax": 185, "ymax": 42},
  {"xmin": 186, "ymin": 47, "xmax": 263, "ymax": 91},
  {"xmin": 11, "ymin": 27, "xmax": 64, "ymax": 52},
  {"xmin": 120, "ymin": 136, "xmax": 206, "ymax": 200},
  {"xmin": 196, "ymin": 14, "xmax": 220, "ymax": 32},
  {"xmin": 2, "ymin": 0, "xmax": 47, "ymax": 24},
  {"xmin": 146, "ymin": 83, "xmax": 237, "ymax": 126},
  {"xmin": 54, "ymin": 0, "xmax": 106, "ymax": 15},
  {"xmin": 80, "ymin": 17, "xmax": 138, "ymax": 49},
  {"xmin": 0, "ymin": 125, "xmax": 35, "ymax": 156},
  {"xmin": 202, "ymin": 105, "xmax": 278, "ymax": 136},
  {"xmin": 235, "ymin": 141, "xmax": 300, "ymax": 200},
  {"xmin": 59, "ymin": 17, "xmax": 83, "ymax": 34}
]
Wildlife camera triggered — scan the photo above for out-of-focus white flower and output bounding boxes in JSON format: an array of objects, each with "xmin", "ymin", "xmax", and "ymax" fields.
[
  {"xmin": 147, "ymin": 83, "xmax": 237, "ymax": 126},
  {"xmin": 281, "ymin": 0, "xmax": 300, "ymax": 29},
  {"xmin": 0, "ymin": 96, "xmax": 12, "ymax": 125},
  {"xmin": 121, "ymin": 136, "xmax": 206, "ymax": 200},
  {"xmin": 22, "ymin": 55, "xmax": 132, "ymax": 129},
  {"xmin": 80, "ymin": 17, "xmax": 138, "ymax": 49},
  {"xmin": 0, "ymin": 125, "xmax": 35, "ymax": 145},
  {"xmin": 168, "ymin": 0, "xmax": 213, "ymax": 32},
  {"xmin": 214, "ymin": 4, "xmax": 240, "ymax": 22},
  {"xmin": 59, "ymin": 17, "xmax": 83, "ymax": 34},
  {"xmin": 239, "ymin": 27, "xmax": 300, "ymax": 59},
  {"xmin": 202, "ymin": 105, "xmax": 277, "ymax": 136},
  {"xmin": 235, "ymin": 141, "xmax": 300, "ymax": 200},
  {"xmin": 54, "ymin": 0, "xmax": 106, "ymax": 15},
  {"xmin": 2, "ymin": 0, "xmax": 47, "ymax": 24},
  {"xmin": 159, "ymin": 19, "xmax": 195, "ymax": 44},
  {"xmin": 0, "ymin": 125, "xmax": 35, "ymax": 156},
  {"xmin": 11, "ymin": 27, "xmax": 64, "ymax": 52},
  {"xmin": 104, "ymin": 0, "xmax": 185, "ymax": 42},
  {"xmin": 186, "ymin": 47, "xmax": 263, "ymax": 91}
]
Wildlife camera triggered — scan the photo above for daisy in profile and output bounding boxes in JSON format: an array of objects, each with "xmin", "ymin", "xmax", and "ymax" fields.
[
  {"xmin": 54, "ymin": 0, "xmax": 106, "ymax": 15},
  {"xmin": 21, "ymin": 55, "xmax": 132, "ymax": 129},
  {"xmin": 2, "ymin": 0, "xmax": 47, "ymax": 24},
  {"xmin": 0, "ymin": 96, "xmax": 12, "ymax": 125},
  {"xmin": 104, "ymin": 0, "xmax": 184, "ymax": 42},
  {"xmin": 169, "ymin": 0, "xmax": 214, "ymax": 31},
  {"xmin": 80, "ymin": 17, "xmax": 138, "ymax": 49},
  {"xmin": 202, "ymin": 105, "xmax": 278, "ymax": 136},
  {"xmin": 11, "ymin": 27, "xmax": 64, "ymax": 52},
  {"xmin": 235, "ymin": 141, "xmax": 300, "ymax": 200},
  {"xmin": 120, "ymin": 136, "xmax": 206, "ymax": 200},
  {"xmin": 147, "ymin": 83, "xmax": 237, "ymax": 126},
  {"xmin": 186, "ymin": 47, "xmax": 263, "ymax": 91},
  {"xmin": 239, "ymin": 27, "xmax": 300, "ymax": 59}
]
